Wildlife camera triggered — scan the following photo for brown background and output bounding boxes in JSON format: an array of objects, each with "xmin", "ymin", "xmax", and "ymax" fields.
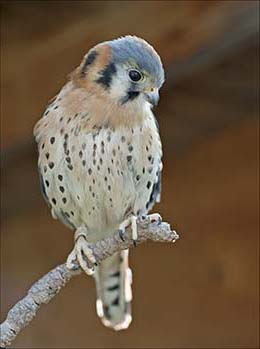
[{"xmin": 1, "ymin": 1, "xmax": 259, "ymax": 348}]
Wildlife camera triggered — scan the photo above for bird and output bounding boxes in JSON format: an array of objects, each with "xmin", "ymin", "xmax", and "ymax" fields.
[{"xmin": 34, "ymin": 35, "xmax": 164, "ymax": 330}]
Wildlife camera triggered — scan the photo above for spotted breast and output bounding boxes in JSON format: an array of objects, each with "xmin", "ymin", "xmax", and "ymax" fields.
[{"xmin": 34, "ymin": 81, "xmax": 162, "ymax": 242}]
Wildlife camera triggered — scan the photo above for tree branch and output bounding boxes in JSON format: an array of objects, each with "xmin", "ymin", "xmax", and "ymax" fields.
[{"xmin": 0, "ymin": 215, "xmax": 179, "ymax": 347}]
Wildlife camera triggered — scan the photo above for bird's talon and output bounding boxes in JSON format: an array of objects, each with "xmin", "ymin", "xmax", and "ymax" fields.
[
  {"xmin": 149, "ymin": 213, "xmax": 162, "ymax": 224},
  {"xmin": 67, "ymin": 227, "xmax": 97, "ymax": 275},
  {"xmin": 139, "ymin": 215, "xmax": 147, "ymax": 223},
  {"xmin": 156, "ymin": 216, "xmax": 162, "ymax": 224},
  {"xmin": 118, "ymin": 215, "xmax": 138, "ymax": 242}
]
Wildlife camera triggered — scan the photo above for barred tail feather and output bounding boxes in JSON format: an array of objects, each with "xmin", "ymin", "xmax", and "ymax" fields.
[{"xmin": 94, "ymin": 249, "xmax": 132, "ymax": 330}]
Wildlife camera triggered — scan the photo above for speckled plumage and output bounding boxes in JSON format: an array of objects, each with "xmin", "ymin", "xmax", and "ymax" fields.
[{"xmin": 34, "ymin": 36, "xmax": 164, "ymax": 330}]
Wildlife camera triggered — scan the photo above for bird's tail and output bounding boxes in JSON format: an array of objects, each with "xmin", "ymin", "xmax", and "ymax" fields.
[{"xmin": 93, "ymin": 249, "xmax": 132, "ymax": 330}]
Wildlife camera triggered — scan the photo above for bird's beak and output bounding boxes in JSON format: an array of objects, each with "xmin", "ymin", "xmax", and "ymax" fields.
[{"xmin": 144, "ymin": 88, "xmax": 159, "ymax": 106}]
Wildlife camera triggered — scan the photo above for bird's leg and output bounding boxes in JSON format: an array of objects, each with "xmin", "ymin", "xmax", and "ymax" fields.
[
  {"xmin": 118, "ymin": 215, "xmax": 138, "ymax": 243},
  {"xmin": 66, "ymin": 226, "xmax": 96, "ymax": 275}
]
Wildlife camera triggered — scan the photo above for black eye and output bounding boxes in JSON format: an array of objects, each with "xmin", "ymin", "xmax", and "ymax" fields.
[{"xmin": 129, "ymin": 70, "xmax": 142, "ymax": 82}]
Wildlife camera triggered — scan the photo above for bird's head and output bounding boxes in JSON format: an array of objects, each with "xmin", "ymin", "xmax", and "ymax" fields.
[{"xmin": 73, "ymin": 36, "xmax": 165, "ymax": 109}]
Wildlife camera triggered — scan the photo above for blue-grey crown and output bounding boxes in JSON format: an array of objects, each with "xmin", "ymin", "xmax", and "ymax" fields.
[{"xmin": 108, "ymin": 36, "xmax": 165, "ymax": 87}]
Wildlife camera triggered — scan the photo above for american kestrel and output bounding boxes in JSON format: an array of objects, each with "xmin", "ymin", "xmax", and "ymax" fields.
[{"xmin": 34, "ymin": 36, "xmax": 164, "ymax": 330}]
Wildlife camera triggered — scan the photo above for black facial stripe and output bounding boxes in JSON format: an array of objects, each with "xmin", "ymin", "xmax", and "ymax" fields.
[
  {"xmin": 121, "ymin": 91, "xmax": 140, "ymax": 104},
  {"xmin": 81, "ymin": 50, "xmax": 98, "ymax": 76},
  {"xmin": 96, "ymin": 62, "xmax": 117, "ymax": 89}
]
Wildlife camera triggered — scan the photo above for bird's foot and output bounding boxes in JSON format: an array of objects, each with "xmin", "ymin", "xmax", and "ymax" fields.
[
  {"xmin": 118, "ymin": 215, "xmax": 138, "ymax": 246},
  {"xmin": 66, "ymin": 226, "xmax": 96, "ymax": 275},
  {"xmin": 138, "ymin": 213, "xmax": 162, "ymax": 225},
  {"xmin": 147, "ymin": 213, "xmax": 162, "ymax": 224}
]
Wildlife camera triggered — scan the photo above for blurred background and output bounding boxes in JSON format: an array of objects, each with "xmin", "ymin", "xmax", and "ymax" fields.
[{"xmin": 1, "ymin": 1, "xmax": 259, "ymax": 348}]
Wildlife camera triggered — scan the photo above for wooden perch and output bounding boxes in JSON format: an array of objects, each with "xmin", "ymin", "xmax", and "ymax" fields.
[{"xmin": 0, "ymin": 215, "xmax": 179, "ymax": 348}]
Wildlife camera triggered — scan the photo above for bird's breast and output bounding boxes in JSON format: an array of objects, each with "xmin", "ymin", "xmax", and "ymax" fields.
[
  {"xmin": 37, "ymin": 103, "xmax": 162, "ymax": 242},
  {"xmin": 70, "ymin": 116, "xmax": 162, "ymax": 238}
]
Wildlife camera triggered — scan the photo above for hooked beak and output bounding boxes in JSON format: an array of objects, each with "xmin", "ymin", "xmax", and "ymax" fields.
[{"xmin": 144, "ymin": 89, "xmax": 160, "ymax": 107}]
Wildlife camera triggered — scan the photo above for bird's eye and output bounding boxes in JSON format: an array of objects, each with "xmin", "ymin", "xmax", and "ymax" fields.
[{"xmin": 129, "ymin": 70, "xmax": 142, "ymax": 82}]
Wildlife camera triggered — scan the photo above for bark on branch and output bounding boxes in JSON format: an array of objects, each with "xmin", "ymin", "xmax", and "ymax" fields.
[{"xmin": 0, "ymin": 215, "xmax": 179, "ymax": 347}]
